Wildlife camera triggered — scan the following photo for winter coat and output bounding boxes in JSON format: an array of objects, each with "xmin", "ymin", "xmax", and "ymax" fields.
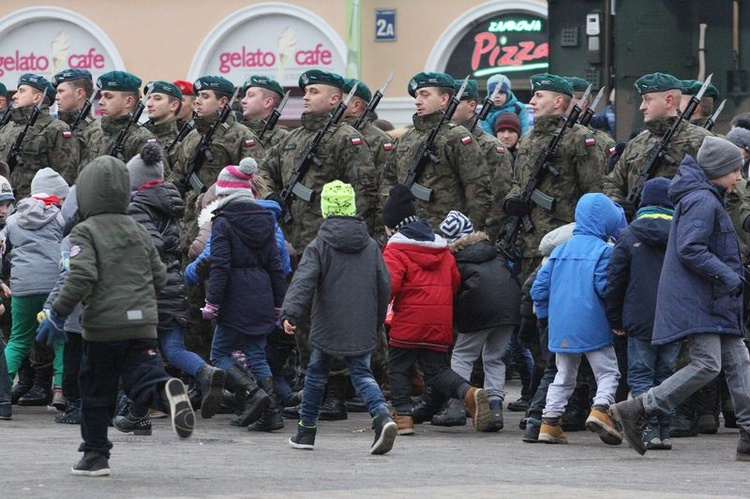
[
  {"xmin": 281, "ymin": 216, "xmax": 390, "ymax": 356},
  {"xmin": 44, "ymin": 235, "xmax": 83, "ymax": 334},
  {"xmin": 128, "ymin": 182, "xmax": 189, "ymax": 332},
  {"xmin": 205, "ymin": 195, "xmax": 287, "ymax": 336},
  {"xmin": 450, "ymin": 232, "xmax": 521, "ymax": 333},
  {"xmin": 531, "ymin": 193, "xmax": 625, "ymax": 353},
  {"xmin": 479, "ymin": 90, "xmax": 530, "ymax": 136},
  {"xmin": 605, "ymin": 209, "xmax": 672, "ymax": 342},
  {"xmin": 652, "ymin": 156, "xmax": 745, "ymax": 344},
  {"xmin": 383, "ymin": 220, "xmax": 461, "ymax": 352},
  {"xmin": 188, "ymin": 183, "xmax": 218, "ymax": 261}
]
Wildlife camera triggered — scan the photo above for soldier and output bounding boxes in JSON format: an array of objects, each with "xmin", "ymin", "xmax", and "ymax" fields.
[
  {"xmin": 240, "ymin": 75, "xmax": 288, "ymax": 151},
  {"xmin": 144, "ymin": 80, "xmax": 183, "ymax": 175},
  {"xmin": 381, "ymin": 71, "xmax": 493, "ymax": 232},
  {"xmin": 82, "ymin": 71, "xmax": 158, "ymax": 165},
  {"xmin": 566, "ymin": 77, "xmax": 616, "ymax": 167},
  {"xmin": 604, "ymin": 72, "xmax": 711, "ymax": 216},
  {"xmin": 681, "ymin": 79, "xmax": 719, "ymax": 127},
  {"xmin": 0, "ymin": 74, "xmax": 78, "ymax": 198},
  {"xmin": 174, "ymin": 80, "xmax": 197, "ymax": 129},
  {"xmin": 0, "ymin": 83, "xmax": 9, "ymax": 117},
  {"xmin": 52, "ymin": 69, "xmax": 102, "ymax": 175}
]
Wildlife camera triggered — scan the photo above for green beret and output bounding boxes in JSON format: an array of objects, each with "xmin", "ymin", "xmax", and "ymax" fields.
[
  {"xmin": 18, "ymin": 73, "xmax": 56, "ymax": 102},
  {"xmin": 452, "ymin": 78, "xmax": 478, "ymax": 101},
  {"xmin": 530, "ymin": 73, "xmax": 573, "ymax": 97},
  {"xmin": 146, "ymin": 80, "xmax": 183, "ymax": 100},
  {"xmin": 681, "ymin": 79, "xmax": 719, "ymax": 99},
  {"xmin": 52, "ymin": 69, "xmax": 92, "ymax": 88},
  {"xmin": 408, "ymin": 71, "xmax": 454, "ymax": 97},
  {"xmin": 243, "ymin": 75, "xmax": 284, "ymax": 98},
  {"xmin": 0, "ymin": 83, "xmax": 6, "ymax": 97},
  {"xmin": 299, "ymin": 70, "xmax": 345, "ymax": 91},
  {"xmin": 194, "ymin": 76, "xmax": 235, "ymax": 96},
  {"xmin": 343, "ymin": 78, "xmax": 372, "ymax": 102},
  {"xmin": 97, "ymin": 71, "xmax": 142, "ymax": 92},
  {"xmin": 565, "ymin": 76, "xmax": 590, "ymax": 93},
  {"xmin": 634, "ymin": 72, "xmax": 683, "ymax": 95}
]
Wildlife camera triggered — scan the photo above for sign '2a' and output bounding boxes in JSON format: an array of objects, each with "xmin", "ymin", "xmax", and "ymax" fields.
[{"xmin": 375, "ymin": 9, "xmax": 396, "ymax": 42}]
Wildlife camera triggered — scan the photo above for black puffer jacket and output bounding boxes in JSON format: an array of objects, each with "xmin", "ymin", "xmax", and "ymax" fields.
[{"xmin": 128, "ymin": 182, "xmax": 189, "ymax": 331}]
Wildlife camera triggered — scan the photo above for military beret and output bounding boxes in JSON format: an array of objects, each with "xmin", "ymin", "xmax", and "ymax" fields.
[
  {"xmin": 0, "ymin": 83, "xmax": 6, "ymax": 97},
  {"xmin": 634, "ymin": 72, "xmax": 683, "ymax": 94},
  {"xmin": 299, "ymin": 70, "xmax": 345, "ymax": 91},
  {"xmin": 408, "ymin": 71, "xmax": 455, "ymax": 97},
  {"xmin": 565, "ymin": 76, "xmax": 590, "ymax": 93},
  {"xmin": 173, "ymin": 80, "xmax": 194, "ymax": 96},
  {"xmin": 145, "ymin": 80, "xmax": 183, "ymax": 100},
  {"xmin": 194, "ymin": 76, "xmax": 235, "ymax": 96},
  {"xmin": 51, "ymin": 69, "xmax": 92, "ymax": 88},
  {"xmin": 452, "ymin": 78, "xmax": 478, "ymax": 101},
  {"xmin": 530, "ymin": 73, "xmax": 573, "ymax": 97},
  {"xmin": 18, "ymin": 73, "xmax": 56, "ymax": 102},
  {"xmin": 243, "ymin": 75, "xmax": 284, "ymax": 98},
  {"xmin": 681, "ymin": 79, "xmax": 719, "ymax": 100},
  {"xmin": 343, "ymin": 78, "xmax": 372, "ymax": 102},
  {"xmin": 97, "ymin": 71, "xmax": 142, "ymax": 92}
]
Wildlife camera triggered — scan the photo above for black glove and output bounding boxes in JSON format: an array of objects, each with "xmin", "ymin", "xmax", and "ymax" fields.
[
  {"xmin": 195, "ymin": 257, "xmax": 211, "ymax": 280},
  {"xmin": 518, "ymin": 316, "xmax": 537, "ymax": 349},
  {"xmin": 618, "ymin": 200, "xmax": 637, "ymax": 220},
  {"xmin": 504, "ymin": 197, "xmax": 530, "ymax": 217}
]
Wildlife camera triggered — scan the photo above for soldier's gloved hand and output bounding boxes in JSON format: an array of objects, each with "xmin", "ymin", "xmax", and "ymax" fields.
[
  {"xmin": 617, "ymin": 200, "xmax": 637, "ymax": 220},
  {"xmin": 201, "ymin": 302, "xmax": 219, "ymax": 320},
  {"xmin": 518, "ymin": 315, "xmax": 538, "ymax": 349},
  {"xmin": 504, "ymin": 197, "xmax": 529, "ymax": 217},
  {"xmin": 36, "ymin": 308, "xmax": 68, "ymax": 347}
]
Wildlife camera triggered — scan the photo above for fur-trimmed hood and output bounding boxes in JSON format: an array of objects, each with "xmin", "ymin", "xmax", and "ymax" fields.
[{"xmin": 448, "ymin": 231, "xmax": 489, "ymax": 253}]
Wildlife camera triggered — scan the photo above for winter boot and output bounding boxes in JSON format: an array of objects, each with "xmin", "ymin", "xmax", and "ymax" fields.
[
  {"xmin": 187, "ymin": 379, "xmax": 202, "ymax": 412},
  {"xmin": 487, "ymin": 399, "xmax": 504, "ymax": 432},
  {"xmin": 51, "ymin": 387, "xmax": 67, "ymax": 412},
  {"xmin": 225, "ymin": 365, "xmax": 270, "ymax": 427},
  {"xmin": 10, "ymin": 361, "xmax": 33, "ymax": 404},
  {"xmin": 538, "ymin": 417, "xmax": 567, "ymax": 444},
  {"xmin": 247, "ymin": 378, "xmax": 284, "ymax": 432},
  {"xmin": 371, "ymin": 413, "xmax": 397, "ymax": 455},
  {"xmin": 431, "ymin": 398, "xmax": 467, "ymax": 426},
  {"xmin": 196, "ymin": 364, "xmax": 226, "ymax": 419},
  {"xmin": 55, "ymin": 399, "xmax": 81, "ymax": 425},
  {"xmin": 410, "ymin": 386, "xmax": 445, "ymax": 424},
  {"xmin": 17, "ymin": 362, "xmax": 53, "ymax": 406},
  {"xmin": 71, "ymin": 451, "xmax": 110, "ymax": 477},
  {"xmin": 670, "ymin": 400, "xmax": 698, "ymax": 437},
  {"xmin": 585, "ymin": 405, "xmax": 623, "ymax": 445},
  {"xmin": 394, "ymin": 413, "xmax": 414, "ymax": 435},
  {"xmin": 289, "ymin": 422, "xmax": 316, "ymax": 450},
  {"xmin": 522, "ymin": 417, "xmax": 542, "ymax": 443},
  {"xmin": 737, "ymin": 428, "xmax": 750, "ymax": 462},
  {"xmin": 610, "ymin": 396, "xmax": 650, "ymax": 456},
  {"xmin": 113, "ymin": 405, "xmax": 152, "ymax": 435},
  {"xmin": 319, "ymin": 374, "xmax": 348, "ymax": 421},
  {"xmin": 507, "ymin": 397, "xmax": 530, "ymax": 412},
  {"xmin": 463, "ymin": 386, "xmax": 491, "ymax": 432}
]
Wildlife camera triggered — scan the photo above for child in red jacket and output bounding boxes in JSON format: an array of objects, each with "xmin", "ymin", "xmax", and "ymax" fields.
[{"xmin": 382, "ymin": 184, "xmax": 491, "ymax": 434}]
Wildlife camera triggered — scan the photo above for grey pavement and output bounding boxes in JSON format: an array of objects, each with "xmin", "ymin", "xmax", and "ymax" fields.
[{"xmin": 0, "ymin": 380, "xmax": 748, "ymax": 498}]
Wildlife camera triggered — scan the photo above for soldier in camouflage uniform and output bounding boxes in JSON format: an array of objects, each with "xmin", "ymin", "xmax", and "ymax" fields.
[
  {"xmin": 681, "ymin": 79, "xmax": 719, "ymax": 128},
  {"xmin": 144, "ymin": 80, "xmax": 183, "ymax": 176},
  {"xmin": 82, "ymin": 71, "xmax": 158, "ymax": 165},
  {"xmin": 381, "ymin": 72, "xmax": 493, "ymax": 232},
  {"xmin": 52, "ymin": 69, "xmax": 101, "ymax": 176},
  {"xmin": 0, "ymin": 83, "xmax": 10, "ymax": 129},
  {"xmin": 174, "ymin": 80, "xmax": 197, "ymax": 130},
  {"xmin": 0, "ymin": 74, "xmax": 79, "ymax": 198},
  {"xmin": 567, "ymin": 77, "xmax": 616, "ymax": 167},
  {"xmin": 604, "ymin": 73, "xmax": 711, "ymax": 216},
  {"xmin": 240, "ymin": 75, "xmax": 288, "ymax": 152}
]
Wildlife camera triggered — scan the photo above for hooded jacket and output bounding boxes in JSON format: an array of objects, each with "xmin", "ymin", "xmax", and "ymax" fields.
[
  {"xmin": 531, "ymin": 193, "xmax": 625, "ymax": 353},
  {"xmin": 479, "ymin": 90, "xmax": 530, "ymax": 137},
  {"xmin": 282, "ymin": 216, "xmax": 390, "ymax": 356},
  {"xmin": 652, "ymin": 156, "xmax": 744, "ymax": 344},
  {"xmin": 53, "ymin": 156, "xmax": 166, "ymax": 341}
]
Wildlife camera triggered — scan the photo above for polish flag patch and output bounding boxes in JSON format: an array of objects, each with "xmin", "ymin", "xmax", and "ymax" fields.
[
  {"xmin": 609, "ymin": 146, "xmax": 617, "ymax": 156},
  {"xmin": 62, "ymin": 130, "xmax": 72, "ymax": 138},
  {"xmin": 496, "ymin": 146, "xmax": 506, "ymax": 154},
  {"xmin": 351, "ymin": 136, "xmax": 362, "ymax": 146},
  {"xmin": 585, "ymin": 137, "xmax": 596, "ymax": 147},
  {"xmin": 383, "ymin": 142, "xmax": 393, "ymax": 151},
  {"xmin": 147, "ymin": 138, "xmax": 158, "ymax": 144},
  {"xmin": 245, "ymin": 138, "xmax": 257, "ymax": 147},
  {"xmin": 460, "ymin": 135, "xmax": 473, "ymax": 145}
]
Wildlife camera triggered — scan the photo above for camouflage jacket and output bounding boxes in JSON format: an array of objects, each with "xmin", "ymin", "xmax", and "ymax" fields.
[
  {"xmin": 590, "ymin": 127, "xmax": 616, "ymax": 166},
  {"xmin": 242, "ymin": 118, "xmax": 288, "ymax": 154},
  {"xmin": 604, "ymin": 117, "xmax": 711, "ymax": 201},
  {"xmin": 0, "ymin": 107, "xmax": 79, "ymax": 197},
  {"xmin": 381, "ymin": 112, "xmax": 493, "ymax": 232},
  {"xmin": 58, "ymin": 109, "xmax": 101, "ymax": 177},
  {"xmin": 259, "ymin": 112, "xmax": 378, "ymax": 250},
  {"xmin": 145, "ymin": 118, "xmax": 179, "ymax": 177},
  {"xmin": 507, "ymin": 114, "xmax": 606, "ymax": 258},
  {"xmin": 83, "ymin": 114, "xmax": 158, "ymax": 165},
  {"xmin": 727, "ymin": 178, "xmax": 750, "ymax": 261}
]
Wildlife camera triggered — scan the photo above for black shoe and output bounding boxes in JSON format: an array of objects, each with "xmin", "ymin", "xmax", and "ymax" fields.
[
  {"xmin": 71, "ymin": 452, "xmax": 110, "ymax": 477},
  {"xmin": 164, "ymin": 378, "xmax": 195, "ymax": 439},
  {"xmin": 371, "ymin": 413, "xmax": 397, "ymax": 455},
  {"xmin": 431, "ymin": 398, "xmax": 466, "ymax": 427},
  {"xmin": 345, "ymin": 396, "xmax": 368, "ymax": 413},
  {"xmin": 737, "ymin": 428, "xmax": 750, "ymax": 461},
  {"xmin": 17, "ymin": 384, "xmax": 52, "ymax": 406},
  {"xmin": 55, "ymin": 400, "xmax": 81, "ymax": 425},
  {"xmin": 281, "ymin": 405, "xmax": 301, "ymax": 419},
  {"xmin": 319, "ymin": 375, "xmax": 348, "ymax": 421},
  {"xmin": 247, "ymin": 407, "xmax": 284, "ymax": 432},
  {"xmin": 10, "ymin": 364, "xmax": 34, "ymax": 404},
  {"xmin": 670, "ymin": 410, "xmax": 698, "ymax": 438},
  {"xmin": 507, "ymin": 397, "xmax": 530, "ymax": 412},
  {"xmin": 196, "ymin": 364, "xmax": 226, "ymax": 420},
  {"xmin": 224, "ymin": 365, "xmax": 270, "ymax": 426},
  {"xmin": 610, "ymin": 397, "xmax": 649, "ymax": 456},
  {"xmin": 487, "ymin": 399, "xmax": 504, "ymax": 432},
  {"xmin": 696, "ymin": 413, "xmax": 719, "ymax": 434},
  {"xmin": 289, "ymin": 423, "xmax": 316, "ymax": 450},
  {"xmin": 113, "ymin": 408, "xmax": 152, "ymax": 435}
]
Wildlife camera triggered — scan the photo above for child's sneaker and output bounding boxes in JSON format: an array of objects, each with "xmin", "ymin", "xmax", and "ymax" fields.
[
  {"xmin": 113, "ymin": 408, "xmax": 152, "ymax": 435},
  {"xmin": 643, "ymin": 425, "xmax": 663, "ymax": 450},
  {"xmin": 585, "ymin": 405, "xmax": 623, "ymax": 445},
  {"xmin": 55, "ymin": 399, "xmax": 81, "ymax": 425},
  {"xmin": 289, "ymin": 422, "xmax": 316, "ymax": 450},
  {"xmin": 164, "ymin": 378, "xmax": 195, "ymax": 439},
  {"xmin": 394, "ymin": 413, "xmax": 415, "ymax": 435},
  {"xmin": 538, "ymin": 417, "xmax": 567, "ymax": 444},
  {"xmin": 463, "ymin": 387, "xmax": 491, "ymax": 432},
  {"xmin": 371, "ymin": 413, "xmax": 397, "ymax": 455},
  {"xmin": 522, "ymin": 417, "xmax": 542, "ymax": 443},
  {"xmin": 659, "ymin": 425, "xmax": 673, "ymax": 450},
  {"xmin": 71, "ymin": 451, "xmax": 110, "ymax": 477}
]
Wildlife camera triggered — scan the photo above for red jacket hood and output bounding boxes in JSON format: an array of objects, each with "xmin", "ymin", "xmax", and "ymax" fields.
[{"xmin": 386, "ymin": 231, "xmax": 450, "ymax": 271}]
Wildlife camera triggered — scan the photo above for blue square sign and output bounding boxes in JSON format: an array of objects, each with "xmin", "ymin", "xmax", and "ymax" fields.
[{"xmin": 375, "ymin": 9, "xmax": 396, "ymax": 42}]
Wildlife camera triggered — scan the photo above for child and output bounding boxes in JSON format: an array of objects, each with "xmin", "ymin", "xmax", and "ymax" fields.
[
  {"xmin": 382, "ymin": 184, "xmax": 491, "ymax": 434},
  {"xmin": 282, "ymin": 180, "xmax": 395, "ymax": 454},
  {"xmin": 436, "ymin": 210, "xmax": 521, "ymax": 431},
  {"xmin": 35, "ymin": 156, "xmax": 194, "ymax": 477},
  {"xmin": 605, "ymin": 177, "xmax": 680, "ymax": 450},
  {"xmin": 0, "ymin": 173, "xmax": 13, "ymax": 420},
  {"xmin": 531, "ymin": 193, "xmax": 625, "ymax": 445}
]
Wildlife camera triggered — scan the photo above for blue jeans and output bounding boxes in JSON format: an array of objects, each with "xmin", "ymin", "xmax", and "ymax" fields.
[
  {"xmin": 504, "ymin": 328, "xmax": 535, "ymax": 399},
  {"xmin": 159, "ymin": 321, "xmax": 206, "ymax": 377},
  {"xmin": 628, "ymin": 337, "xmax": 680, "ymax": 428},
  {"xmin": 300, "ymin": 348, "xmax": 388, "ymax": 427},
  {"xmin": 211, "ymin": 324, "xmax": 272, "ymax": 379}
]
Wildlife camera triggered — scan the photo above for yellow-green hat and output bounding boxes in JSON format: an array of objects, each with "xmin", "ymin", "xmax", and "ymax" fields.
[
  {"xmin": 452, "ymin": 78, "xmax": 479, "ymax": 101},
  {"xmin": 52, "ymin": 69, "xmax": 92, "ymax": 88},
  {"xmin": 681, "ymin": 79, "xmax": 719, "ymax": 99},
  {"xmin": 408, "ymin": 71, "xmax": 454, "ymax": 98},
  {"xmin": 343, "ymin": 78, "xmax": 372, "ymax": 102},
  {"xmin": 634, "ymin": 72, "xmax": 683, "ymax": 95},
  {"xmin": 243, "ymin": 75, "xmax": 284, "ymax": 98},
  {"xmin": 530, "ymin": 73, "xmax": 573, "ymax": 96},
  {"xmin": 299, "ymin": 70, "xmax": 345, "ymax": 91},
  {"xmin": 321, "ymin": 180, "xmax": 356, "ymax": 218},
  {"xmin": 194, "ymin": 76, "xmax": 235, "ymax": 96},
  {"xmin": 97, "ymin": 71, "xmax": 142, "ymax": 92},
  {"xmin": 145, "ymin": 80, "xmax": 183, "ymax": 100}
]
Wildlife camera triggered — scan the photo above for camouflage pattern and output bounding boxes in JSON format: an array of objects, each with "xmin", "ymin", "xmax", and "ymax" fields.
[
  {"xmin": 144, "ymin": 118, "xmax": 178, "ymax": 177},
  {"xmin": 507, "ymin": 114, "xmax": 606, "ymax": 259},
  {"xmin": 590, "ymin": 127, "xmax": 616, "ymax": 166},
  {"xmin": 381, "ymin": 112, "xmax": 493, "ymax": 232},
  {"xmin": 242, "ymin": 118, "xmax": 288, "ymax": 158},
  {"xmin": 259, "ymin": 112, "xmax": 379, "ymax": 250},
  {"xmin": 690, "ymin": 116, "xmax": 711, "ymax": 128},
  {"xmin": 727, "ymin": 177, "xmax": 750, "ymax": 261},
  {"xmin": 81, "ymin": 114, "xmax": 158, "ymax": 166},
  {"xmin": 57, "ymin": 109, "xmax": 102, "ymax": 175},
  {"xmin": 604, "ymin": 117, "xmax": 711, "ymax": 201},
  {"xmin": 0, "ymin": 107, "xmax": 79, "ymax": 197}
]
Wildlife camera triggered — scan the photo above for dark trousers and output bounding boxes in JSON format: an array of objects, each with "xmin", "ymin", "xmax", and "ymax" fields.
[
  {"xmin": 62, "ymin": 333, "xmax": 82, "ymax": 401},
  {"xmin": 79, "ymin": 338, "xmax": 171, "ymax": 458},
  {"xmin": 388, "ymin": 346, "xmax": 470, "ymax": 414},
  {"xmin": 0, "ymin": 335, "xmax": 10, "ymax": 404}
]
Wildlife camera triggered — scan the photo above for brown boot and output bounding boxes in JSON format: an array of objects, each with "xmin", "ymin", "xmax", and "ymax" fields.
[
  {"xmin": 394, "ymin": 413, "xmax": 414, "ymax": 435},
  {"xmin": 585, "ymin": 405, "xmax": 623, "ymax": 445},
  {"xmin": 463, "ymin": 387, "xmax": 491, "ymax": 432},
  {"xmin": 539, "ymin": 417, "xmax": 567, "ymax": 444}
]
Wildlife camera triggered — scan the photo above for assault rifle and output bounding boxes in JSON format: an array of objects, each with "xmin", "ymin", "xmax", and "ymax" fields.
[
  {"xmin": 579, "ymin": 86, "xmax": 606, "ymax": 127},
  {"xmin": 108, "ymin": 87, "xmax": 152, "ymax": 160},
  {"xmin": 181, "ymin": 86, "xmax": 240, "ymax": 194},
  {"xmin": 258, "ymin": 90, "xmax": 290, "ymax": 141},
  {"xmin": 167, "ymin": 111, "xmax": 196, "ymax": 155},
  {"xmin": 498, "ymin": 83, "xmax": 592, "ymax": 267},
  {"xmin": 470, "ymin": 78, "xmax": 501, "ymax": 132},
  {"xmin": 352, "ymin": 71, "xmax": 394, "ymax": 130},
  {"xmin": 6, "ymin": 88, "xmax": 47, "ymax": 171},
  {"xmin": 704, "ymin": 98, "xmax": 726, "ymax": 131},
  {"xmin": 403, "ymin": 76, "xmax": 469, "ymax": 202},
  {"xmin": 625, "ymin": 74, "xmax": 713, "ymax": 206},
  {"xmin": 279, "ymin": 82, "xmax": 359, "ymax": 223},
  {"xmin": 70, "ymin": 90, "xmax": 97, "ymax": 133},
  {"xmin": 0, "ymin": 103, "xmax": 14, "ymax": 128}
]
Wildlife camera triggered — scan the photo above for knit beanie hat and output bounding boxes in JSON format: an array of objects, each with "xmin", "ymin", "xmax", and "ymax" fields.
[
  {"xmin": 216, "ymin": 157, "xmax": 257, "ymax": 197},
  {"xmin": 382, "ymin": 184, "xmax": 417, "ymax": 229},
  {"xmin": 697, "ymin": 136, "xmax": 743, "ymax": 179},
  {"xmin": 0, "ymin": 174, "xmax": 14, "ymax": 203},
  {"xmin": 639, "ymin": 177, "xmax": 673, "ymax": 209},
  {"xmin": 726, "ymin": 127, "xmax": 750, "ymax": 153},
  {"xmin": 126, "ymin": 143, "xmax": 164, "ymax": 190},
  {"xmin": 487, "ymin": 74, "xmax": 511, "ymax": 98},
  {"xmin": 494, "ymin": 112, "xmax": 521, "ymax": 135},
  {"xmin": 320, "ymin": 180, "xmax": 356, "ymax": 218},
  {"xmin": 439, "ymin": 210, "xmax": 474, "ymax": 242},
  {"xmin": 31, "ymin": 168, "xmax": 69, "ymax": 199}
]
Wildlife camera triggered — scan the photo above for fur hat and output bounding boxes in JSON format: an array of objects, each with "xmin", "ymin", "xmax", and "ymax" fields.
[
  {"xmin": 31, "ymin": 168, "xmax": 69, "ymax": 199},
  {"xmin": 215, "ymin": 157, "xmax": 257, "ymax": 198},
  {"xmin": 126, "ymin": 143, "xmax": 164, "ymax": 190}
]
